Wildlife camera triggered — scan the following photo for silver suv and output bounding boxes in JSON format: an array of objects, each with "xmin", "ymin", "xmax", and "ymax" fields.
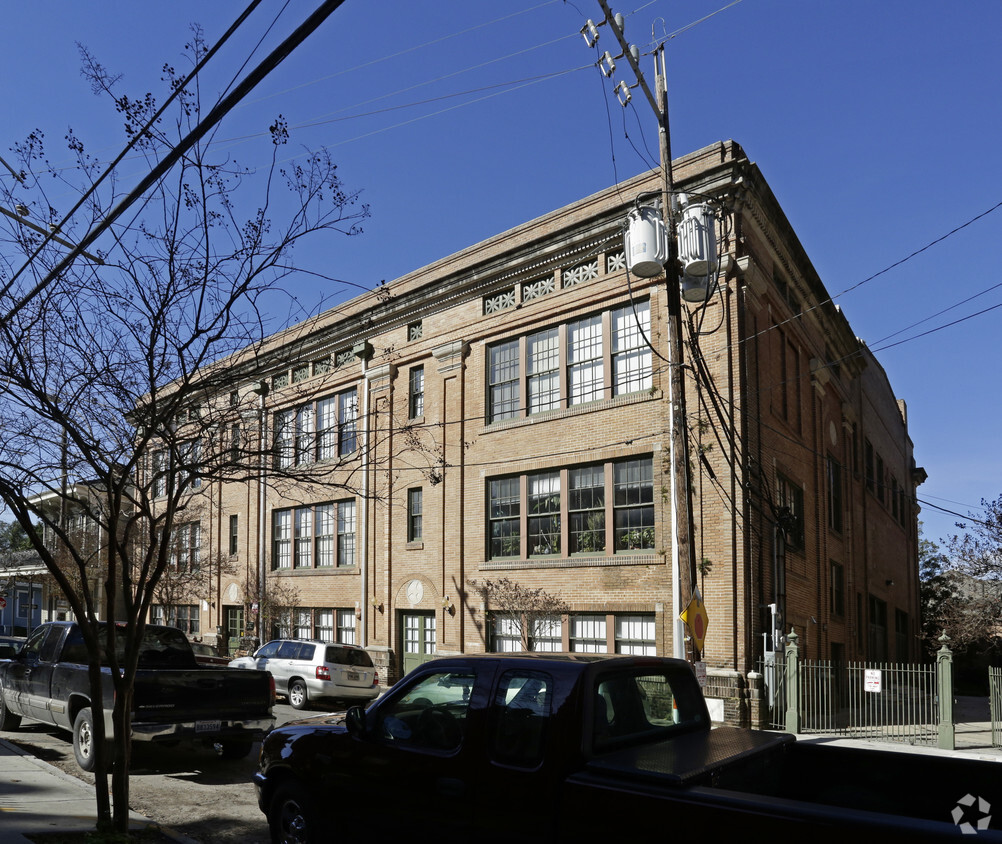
[{"xmin": 229, "ymin": 639, "xmax": 379, "ymax": 710}]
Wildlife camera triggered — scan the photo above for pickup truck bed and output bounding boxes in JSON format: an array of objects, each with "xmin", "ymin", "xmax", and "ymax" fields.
[{"xmin": 0, "ymin": 621, "xmax": 274, "ymax": 770}]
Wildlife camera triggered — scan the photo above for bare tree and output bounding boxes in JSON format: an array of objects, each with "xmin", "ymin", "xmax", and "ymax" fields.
[
  {"xmin": 0, "ymin": 31, "xmax": 390, "ymax": 833},
  {"xmin": 938, "ymin": 497, "xmax": 1002, "ymax": 652},
  {"xmin": 468, "ymin": 577, "xmax": 569, "ymax": 652}
]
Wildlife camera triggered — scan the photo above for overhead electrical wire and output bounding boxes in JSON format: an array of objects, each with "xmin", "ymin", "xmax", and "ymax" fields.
[
  {"xmin": 0, "ymin": 0, "xmax": 269, "ymax": 304},
  {"xmin": 1, "ymin": 0, "xmax": 350, "ymax": 325}
]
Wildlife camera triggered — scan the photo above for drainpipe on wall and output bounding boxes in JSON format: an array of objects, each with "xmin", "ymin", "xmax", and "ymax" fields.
[
  {"xmin": 253, "ymin": 381, "xmax": 269, "ymax": 641},
  {"xmin": 359, "ymin": 355, "xmax": 371, "ymax": 647}
]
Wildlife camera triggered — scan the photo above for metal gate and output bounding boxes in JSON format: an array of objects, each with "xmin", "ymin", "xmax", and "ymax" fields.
[{"xmin": 763, "ymin": 657, "xmax": 939, "ymax": 747}]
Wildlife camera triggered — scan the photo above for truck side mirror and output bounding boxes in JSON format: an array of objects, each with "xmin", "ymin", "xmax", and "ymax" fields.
[
  {"xmin": 345, "ymin": 706, "xmax": 366, "ymax": 737},
  {"xmin": 0, "ymin": 645, "xmax": 17, "ymax": 659}
]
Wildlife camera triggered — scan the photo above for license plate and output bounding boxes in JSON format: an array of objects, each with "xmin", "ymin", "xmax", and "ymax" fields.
[
  {"xmin": 345, "ymin": 671, "xmax": 360, "ymax": 682},
  {"xmin": 196, "ymin": 720, "xmax": 221, "ymax": 733}
]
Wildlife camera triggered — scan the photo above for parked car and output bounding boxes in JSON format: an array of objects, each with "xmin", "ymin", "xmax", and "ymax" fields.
[
  {"xmin": 189, "ymin": 641, "xmax": 230, "ymax": 667},
  {"xmin": 229, "ymin": 639, "xmax": 379, "ymax": 710}
]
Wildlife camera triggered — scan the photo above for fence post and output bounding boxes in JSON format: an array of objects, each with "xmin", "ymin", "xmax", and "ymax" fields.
[
  {"xmin": 937, "ymin": 630, "xmax": 955, "ymax": 750},
  {"xmin": 785, "ymin": 627, "xmax": 801, "ymax": 734}
]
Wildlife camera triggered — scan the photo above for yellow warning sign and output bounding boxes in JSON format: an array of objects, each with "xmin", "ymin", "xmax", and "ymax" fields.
[{"xmin": 680, "ymin": 588, "xmax": 709, "ymax": 652}]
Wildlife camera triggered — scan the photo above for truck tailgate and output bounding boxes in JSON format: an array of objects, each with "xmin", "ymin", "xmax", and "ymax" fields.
[{"xmin": 132, "ymin": 668, "xmax": 271, "ymax": 722}]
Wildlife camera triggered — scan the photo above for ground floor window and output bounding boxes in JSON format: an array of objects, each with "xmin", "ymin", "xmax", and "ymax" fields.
[
  {"xmin": 615, "ymin": 614, "xmax": 656, "ymax": 655},
  {"xmin": 570, "ymin": 614, "xmax": 607, "ymax": 653},
  {"xmin": 152, "ymin": 604, "xmax": 200, "ymax": 636}
]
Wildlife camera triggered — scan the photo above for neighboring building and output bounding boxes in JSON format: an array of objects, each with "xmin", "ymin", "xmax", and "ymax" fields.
[
  {"xmin": 154, "ymin": 141, "xmax": 923, "ymax": 724},
  {"xmin": 0, "ymin": 550, "xmax": 54, "ymax": 635}
]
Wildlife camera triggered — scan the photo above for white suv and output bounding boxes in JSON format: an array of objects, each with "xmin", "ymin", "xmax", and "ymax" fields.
[{"xmin": 229, "ymin": 639, "xmax": 379, "ymax": 710}]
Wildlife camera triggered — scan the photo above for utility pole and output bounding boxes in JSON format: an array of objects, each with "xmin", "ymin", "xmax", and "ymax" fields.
[{"xmin": 588, "ymin": 4, "xmax": 700, "ymax": 662}]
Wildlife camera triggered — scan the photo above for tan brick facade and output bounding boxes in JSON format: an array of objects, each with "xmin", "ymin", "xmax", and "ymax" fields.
[{"xmin": 181, "ymin": 141, "xmax": 922, "ymax": 725}]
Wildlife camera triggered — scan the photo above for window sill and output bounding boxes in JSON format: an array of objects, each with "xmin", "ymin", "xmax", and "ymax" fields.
[
  {"xmin": 481, "ymin": 552, "xmax": 658, "ymax": 571},
  {"xmin": 482, "ymin": 388, "xmax": 661, "ymax": 433},
  {"xmin": 406, "ymin": 541, "xmax": 424, "ymax": 550}
]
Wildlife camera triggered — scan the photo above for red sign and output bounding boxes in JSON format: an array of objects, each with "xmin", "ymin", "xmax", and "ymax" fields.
[{"xmin": 0, "ymin": 597, "xmax": 6, "ymax": 609}]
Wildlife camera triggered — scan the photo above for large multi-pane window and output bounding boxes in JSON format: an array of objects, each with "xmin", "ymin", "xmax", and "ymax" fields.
[
  {"xmin": 315, "ymin": 609, "xmax": 335, "ymax": 642},
  {"xmin": 173, "ymin": 522, "xmax": 201, "ymax": 571},
  {"xmin": 152, "ymin": 450, "xmax": 167, "ymax": 498},
  {"xmin": 278, "ymin": 386, "xmax": 359, "ymax": 466},
  {"xmin": 153, "ymin": 604, "xmax": 199, "ymax": 636},
  {"xmin": 613, "ymin": 458, "xmax": 655, "ymax": 552},
  {"xmin": 489, "ymin": 339, "xmax": 520, "ymax": 422},
  {"xmin": 615, "ymin": 614, "xmax": 656, "ymax": 655},
  {"xmin": 528, "ymin": 472, "xmax": 560, "ymax": 556},
  {"xmin": 488, "ymin": 457, "xmax": 653, "ymax": 560},
  {"xmin": 295, "ymin": 405, "xmax": 315, "ymax": 466},
  {"xmin": 408, "ymin": 366, "xmax": 425, "ymax": 419},
  {"xmin": 492, "ymin": 615, "xmax": 522, "ymax": 652},
  {"xmin": 569, "ymin": 465, "xmax": 605, "ymax": 554},
  {"xmin": 294, "ymin": 508, "xmax": 313, "ymax": 568},
  {"xmin": 273, "ymin": 510, "xmax": 292, "ymax": 569},
  {"xmin": 338, "ymin": 389, "xmax": 358, "ymax": 455},
  {"xmin": 275, "ymin": 409, "xmax": 295, "ymax": 469},
  {"xmin": 337, "ymin": 500, "xmax": 357, "ymax": 566},
  {"xmin": 337, "ymin": 609, "xmax": 357, "ymax": 644},
  {"xmin": 532, "ymin": 616, "xmax": 563, "ymax": 652},
  {"xmin": 570, "ymin": 615, "xmax": 608, "ymax": 653},
  {"xmin": 315, "ymin": 504, "xmax": 335, "ymax": 567},
  {"xmin": 527, "ymin": 328, "xmax": 560, "ymax": 414},
  {"xmin": 294, "ymin": 609, "xmax": 312, "ymax": 639},
  {"xmin": 489, "ymin": 477, "xmax": 521, "ymax": 558},
  {"xmin": 180, "ymin": 440, "xmax": 201, "ymax": 491},
  {"xmin": 273, "ymin": 501, "xmax": 356, "ymax": 569},
  {"xmin": 611, "ymin": 302, "xmax": 652, "ymax": 395},
  {"xmin": 777, "ymin": 473, "xmax": 805, "ymax": 551},
  {"xmin": 567, "ymin": 315, "xmax": 604, "ymax": 405},
  {"xmin": 487, "ymin": 301, "xmax": 652, "ymax": 423}
]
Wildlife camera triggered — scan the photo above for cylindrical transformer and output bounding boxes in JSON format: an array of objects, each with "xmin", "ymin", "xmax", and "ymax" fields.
[
  {"xmin": 677, "ymin": 202, "xmax": 717, "ymax": 278},
  {"xmin": 625, "ymin": 206, "xmax": 668, "ymax": 278}
]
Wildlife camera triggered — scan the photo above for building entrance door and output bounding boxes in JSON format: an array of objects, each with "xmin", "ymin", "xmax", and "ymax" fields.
[
  {"xmin": 401, "ymin": 612, "xmax": 436, "ymax": 676},
  {"xmin": 224, "ymin": 605, "xmax": 244, "ymax": 657}
]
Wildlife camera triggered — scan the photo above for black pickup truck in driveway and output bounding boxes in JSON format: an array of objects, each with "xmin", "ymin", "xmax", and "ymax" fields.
[
  {"xmin": 254, "ymin": 653, "xmax": 1001, "ymax": 844},
  {"xmin": 0, "ymin": 621, "xmax": 275, "ymax": 771}
]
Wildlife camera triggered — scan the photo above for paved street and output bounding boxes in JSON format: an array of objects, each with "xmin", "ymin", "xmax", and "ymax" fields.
[{"xmin": 1, "ymin": 700, "xmax": 337, "ymax": 843}]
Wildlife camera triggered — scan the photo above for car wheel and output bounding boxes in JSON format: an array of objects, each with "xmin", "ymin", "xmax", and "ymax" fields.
[
  {"xmin": 0, "ymin": 688, "xmax": 21, "ymax": 731},
  {"xmin": 73, "ymin": 707, "xmax": 103, "ymax": 773},
  {"xmin": 269, "ymin": 782, "xmax": 318, "ymax": 844},
  {"xmin": 288, "ymin": 679, "xmax": 309, "ymax": 710},
  {"xmin": 217, "ymin": 739, "xmax": 253, "ymax": 760}
]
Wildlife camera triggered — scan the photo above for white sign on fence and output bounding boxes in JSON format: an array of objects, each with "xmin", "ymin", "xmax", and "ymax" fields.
[{"xmin": 864, "ymin": 668, "xmax": 883, "ymax": 693}]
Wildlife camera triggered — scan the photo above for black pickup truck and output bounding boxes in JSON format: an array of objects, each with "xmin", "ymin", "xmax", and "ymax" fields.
[
  {"xmin": 0, "ymin": 621, "xmax": 275, "ymax": 771},
  {"xmin": 254, "ymin": 653, "xmax": 1000, "ymax": 843}
]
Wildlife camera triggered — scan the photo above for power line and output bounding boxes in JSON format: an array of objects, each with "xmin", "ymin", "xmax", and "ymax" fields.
[
  {"xmin": 0, "ymin": 0, "xmax": 267, "ymax": 303},
  {"xmin": 1, "ymin": 0, "xmax": 349, "ymax": 326}
]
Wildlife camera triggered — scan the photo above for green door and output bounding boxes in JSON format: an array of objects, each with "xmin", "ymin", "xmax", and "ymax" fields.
[
  {"xmin": 224, "ymin": 605, "xmax": 244, "ymax": 657},
  {"xmin": 401, "ymin": 612, "xmax": 436, "ymax": 677}
]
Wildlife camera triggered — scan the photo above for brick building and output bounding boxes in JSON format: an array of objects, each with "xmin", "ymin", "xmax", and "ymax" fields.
[{"xmin": 162, "ymin": 140, "xmax": 923, "ymax": 724}]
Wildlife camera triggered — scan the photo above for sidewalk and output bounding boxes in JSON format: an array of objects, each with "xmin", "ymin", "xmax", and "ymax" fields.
[{"xmin": 0, "ymin": 737, "xmax": 191, "ymax": 843}]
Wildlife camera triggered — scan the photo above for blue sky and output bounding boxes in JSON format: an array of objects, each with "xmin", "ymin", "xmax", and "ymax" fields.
[{"xmin": 2, "ymin": 1, "xmax": 1000, "ymax": 549}]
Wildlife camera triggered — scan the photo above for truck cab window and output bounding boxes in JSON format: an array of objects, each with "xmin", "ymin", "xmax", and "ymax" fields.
[{"xmin": 489, "ymin": 670, "xmax": 552, "ymax": 767}]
